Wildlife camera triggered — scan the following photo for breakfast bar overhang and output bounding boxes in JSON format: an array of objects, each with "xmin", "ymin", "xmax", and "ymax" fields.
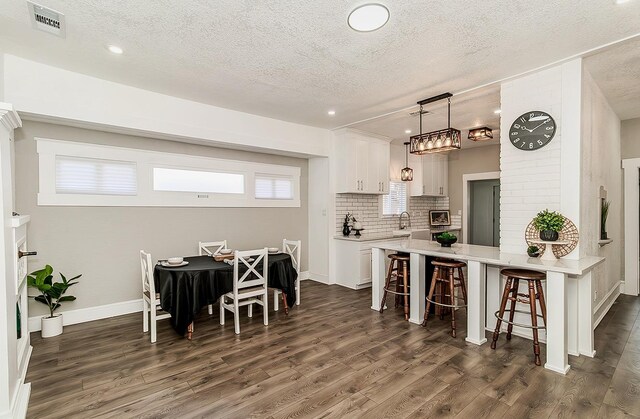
[{"xmin": 371, "ymin": 239, "xmax": 605, "ymax": 375}]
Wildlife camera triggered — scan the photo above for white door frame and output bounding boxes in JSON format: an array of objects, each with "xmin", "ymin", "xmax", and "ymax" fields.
[
  {"xmin": 622, "ymin": 158, "xmax": 640, "ymax": 296},
  {"xmin": 462, "ymin": 171, "xmax": 501, "ymax": 244}
]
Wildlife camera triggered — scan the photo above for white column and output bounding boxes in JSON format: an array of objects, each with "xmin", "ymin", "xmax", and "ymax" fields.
[
  {"xmin": 370, "ymin": 247, "xmax": 386, "ymax": 311},
  {"xmin": 465, "ymin": 260, "xmax": 487, "ymax": 345},
  {"xmin": 485, "ymin": 266, "xmax": 501, "ymax": 331},
  {"xmin": 409, "ymin": 253, "xmax": 426, "ymax": 325},
  {"xmin": 567, "ymin": 276, "xmax": 579, "ymax": 356},
  {"xmin": 578, "ymin": 271, "xmax": 595, "ymax": 357},
  {"xmin": 545, "ymin": 271, "xmax": 570, "ymax": 374}
]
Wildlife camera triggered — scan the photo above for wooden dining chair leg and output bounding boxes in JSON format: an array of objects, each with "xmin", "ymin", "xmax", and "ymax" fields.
[
  {"xmin": 208, "ymin": 304, "xmax": 213, "ymax": 315},
  {"xmin": 458, "ymin": 267, "xmax": 468, "ymax": 305},
  {"xmin": 491, "ymin": 277, "xmax": 513, "ymax": 349},
  {"xmin": 142, "ymin": 299, "xmax": 149, "ymax": 333},
  {"xmin": 296, "ymin": 279, "xmax": 300, "ymax": 306},
  {"xmin": 281, "ymin": 292, "xmax": 289, "ymax": 315},
  {"xmin": 150, "ymin": 305, "xmax": 157, "ymax": 343},
  {"xmin": 528, "ymin": 281, "xmax": 542, "ymax": 366},
  {"xmin": 248, "ymin": 303, "xmax": 253, "ymax": 318},
  {"xmin": 380, "ymin": 259, "xmax": 396, "ymax": 313},
  {"xmin": 233, "ymin": 298, "xmax": 241, "ymax": 335},
  {"xmin": 422, "ymin": 267, "xmax": 439, "ymax": 326},
  {"xmin": 263, "ymin": 293, "xmax": 269, "ymax": 326},
  {"xmin": 220, "ymin": 296, "xmax": 225, "ymax": 325},
  {"xmin": 536, "ymin": 279, "xmax": 548, "ymax": 327},
  {"xmin": 506, "ymin": 278, "xmax": 519, "ymax": 340},
  {"xmin": 402, "ymin": 261, "xmax": 409, "ymax": 321},
  {"xmin": 448, "ymin": 269, "xmax": 457, "ymax": 337}
]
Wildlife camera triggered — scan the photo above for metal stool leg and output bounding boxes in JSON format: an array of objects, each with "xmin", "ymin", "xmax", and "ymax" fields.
[
  {"xmin": 491, "ymin": 277, "xmax": 513, "ymax": 349},
  {"xmin": 528, "ymin": 280, "xmax": 542, "ymax": 366},
  {"xmin": 506, "ymin": 278, "xmax": 519, "ymax": 340},
  {"xmin": 422, "ymin": 266, "xmax": 439, "ymax": 327},
  {"xmin": 379, "ymin": 258, "xmax": 396, "ymax": 313}
]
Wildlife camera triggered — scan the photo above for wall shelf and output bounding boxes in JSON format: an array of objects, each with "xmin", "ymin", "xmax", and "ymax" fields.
[{"xmin": 598, "ymin": 239, "xmax": 613, "ymax": 247}]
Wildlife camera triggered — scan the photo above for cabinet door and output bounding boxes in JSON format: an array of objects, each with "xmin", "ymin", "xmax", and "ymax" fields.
[
  {"xmin": 355, "ymin": 139, "xmax": 369, "ymax": 192},
  {"xmin": 409, "ymin": 154, "xmax": 424, "ymax": 196},
  {"xmin": 375, "ymin": 142, "xmax": 390, "ymax": 194},
  {"xmin": 439, "ymin": 154, "xmax": 448, "ymax": 196},
  {"xmin": 359, "ymin": 249, "xmax": 372, "ymax": 284},
  {"xmin": 422, "ymin": 154, "xmax": 438, "ymax": 196}
]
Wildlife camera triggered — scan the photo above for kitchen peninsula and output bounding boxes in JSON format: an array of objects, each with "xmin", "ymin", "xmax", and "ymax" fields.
[{"xmin": 371, "ymin": 238, "xmax": 604, "ymax": 375}]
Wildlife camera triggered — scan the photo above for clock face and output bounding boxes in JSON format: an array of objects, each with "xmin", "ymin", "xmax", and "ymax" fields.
[{"xmin": 509, "ymin": 111, "xmax": 556, "ymax": 151}]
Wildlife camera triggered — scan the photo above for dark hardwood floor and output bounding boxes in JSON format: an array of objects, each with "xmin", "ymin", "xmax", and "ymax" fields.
[{"xmin": 26, "ymin": 281, "xmax": 640, "ymax": 418}]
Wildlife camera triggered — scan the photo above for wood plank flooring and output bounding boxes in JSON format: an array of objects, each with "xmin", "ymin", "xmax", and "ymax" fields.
[{"xmin": 25, "ymin": 281, "xmax": 640, "ymax": 418}]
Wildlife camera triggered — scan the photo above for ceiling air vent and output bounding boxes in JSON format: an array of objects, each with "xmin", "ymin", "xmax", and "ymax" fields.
[{"xmin": 27, "ymin": 1, "xmax": 65, "ymax": 38}]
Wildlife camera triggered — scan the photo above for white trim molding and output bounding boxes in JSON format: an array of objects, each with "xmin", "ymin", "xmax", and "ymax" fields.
[
  {"xmin": 622, "ymin": 158, "xmax": 640, "ymax": 296},
  {"xmin": 462, "ymin": 171, "xmax": 501, "ymax": 244},
  {"xmin": 28, "ymin": 299, "xmax": 143, "ymax": 332},
  {"xmin": 0, "ymin": 102, "xmax": 22, "ymax": 131},
  {"xmin": 593, "ymin": 281, "xmax": 622, "ymax": 329}
]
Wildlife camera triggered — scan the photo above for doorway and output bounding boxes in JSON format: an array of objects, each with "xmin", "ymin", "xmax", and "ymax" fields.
[{"xmin": 469, "ymin": 179, "xmax": 500, "ymax": 247}]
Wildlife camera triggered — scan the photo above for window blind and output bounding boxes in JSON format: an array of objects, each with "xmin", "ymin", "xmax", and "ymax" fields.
[
  {"xmin": 55, "ymin": 155, "xmax": 137, "ymax": 196},
  {"xmin": 255, "ymin": 174, "xmax": 293, "ymax": 200},
  {"xmin": 382, "ymin": 181, "xmax": 407, "ymax": 215},
  {"xmin": 153, "ymin": 168, "xmax": 245, "ymax": 194}
]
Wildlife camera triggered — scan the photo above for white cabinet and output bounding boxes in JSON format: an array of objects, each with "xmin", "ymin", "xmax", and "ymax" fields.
[
  {"xmin": 334, "ymin": 237, "xmax": 406, "ymax": 290},
  {"xmin": 334, "ymin": 129, "xmax": 391, "ymax": 194},
  {"xmin": 409, "ymin": 153, "xmax": 448, "ymax": 197}
]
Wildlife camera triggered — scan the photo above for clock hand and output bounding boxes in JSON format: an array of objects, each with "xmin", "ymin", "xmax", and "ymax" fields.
[{"xmin": 529, "ymin": 120, "xmax": 549, "ymax": 132}]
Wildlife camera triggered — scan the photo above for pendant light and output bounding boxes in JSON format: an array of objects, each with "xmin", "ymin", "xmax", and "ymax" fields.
[
  {"xmin": 468, "ymin": 126, "xmax": 493, "ymax": 141},
  {"xmin": 401, "ymin": 142, "xmax": 413, "ymax": 181},
  {"xmin": 409, "ymin": 93, "xmax": 461, "ymax": 154}
]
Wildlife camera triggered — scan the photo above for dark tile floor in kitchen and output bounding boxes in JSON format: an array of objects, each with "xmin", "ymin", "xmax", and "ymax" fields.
[{"xmin": 25, "ymin": 281, "xmax": 640, "ymax": 418}]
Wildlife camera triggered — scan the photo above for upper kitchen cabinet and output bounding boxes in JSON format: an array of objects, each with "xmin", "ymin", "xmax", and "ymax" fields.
[
  {"xmin": 410, "ymin": 153, "xmax": 448, "ymax": 197},
  {"xmin": 333, "ymin": 129, "xmax": 391, "ymax": 194}
]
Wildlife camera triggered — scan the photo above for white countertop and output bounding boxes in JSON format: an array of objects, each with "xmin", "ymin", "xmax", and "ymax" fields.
[
  {"xmin": 371, "ymin": 238, "xmax": 604, "ymax": 275},
  {"xmin": 334, "ymin": 232, "xmax": 410, "ymax": 242}
]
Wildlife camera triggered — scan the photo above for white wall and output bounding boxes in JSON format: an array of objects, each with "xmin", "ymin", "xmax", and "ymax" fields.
[
  {"xmin": 2, "ymin": 55, "xmax": 331, "ymax": 158},
  {"xmin": 308, "ymin": 157, "xmax": 330, "ymax": 283},
  {"xmin": 499, "ymin": 60, "xmax": 582, "ymax": 258},
  {"xmin": 581, "ymin": 68, "xmax": 622, "ymax": 312},
  {"xmin": 621, "ymin": 117, "xmax": 640, "ymax": 159}
]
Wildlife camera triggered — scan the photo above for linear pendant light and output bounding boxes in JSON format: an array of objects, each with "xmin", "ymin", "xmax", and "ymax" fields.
[{"xmin": 409, "ymin": 93, "xmax": 461, "ymax": 154}]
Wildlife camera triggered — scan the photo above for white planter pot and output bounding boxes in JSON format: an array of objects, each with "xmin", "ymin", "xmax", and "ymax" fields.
[{"xmin": 41, "ymin": 314, "xmax": 63, "ymax": 338}]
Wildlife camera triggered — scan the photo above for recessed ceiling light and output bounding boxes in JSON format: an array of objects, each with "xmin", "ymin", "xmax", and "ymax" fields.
[
  {"xmin": 328, "ymin": 110, "xmax": 336, "ymax": 116},
  {"xmin": 615, "ymin": 0, "xmax": 631, "ymax": 4},
  {"xmin": 107, "ymin": 45, "xmax": 123, "ymax": 54},
  {"xmin": 405, "ymin": 129, "xmax": 412, "ymax": 134},
  {"xmin": 494, "ymin": 109, "xmax": 502, "ymax": 114},
  {"xmin": 348, "ymin": 4, "xmax": 390, "ymax": 32}
]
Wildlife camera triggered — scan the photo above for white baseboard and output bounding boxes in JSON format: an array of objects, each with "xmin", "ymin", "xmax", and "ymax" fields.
[
  {"xmin": 593, "ymin": 282, "xmax": 621, "ymax": 329},
  {"xmin": 307, "ymin": 272, "xmax": 330, "ymax": 284},
  {"xmin": 299, "ymin": 271, "xmax": 310, "ymax": 280},
  {"xmin": 29, "ymin": 299, "xmax": 143, "ymax": 332}
]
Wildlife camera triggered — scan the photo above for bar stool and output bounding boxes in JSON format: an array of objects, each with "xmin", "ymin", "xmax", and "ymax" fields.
[
  {"xmin": 421, "ymin": 259, "xmax": 468, "ymax": 337},
  {"xmin": 379, "ymin": 253, "xmax": 411, "ymax": 320},
  {"xmin": 491, "ymin": 268, "xmax": 547, "ymax": 366}
]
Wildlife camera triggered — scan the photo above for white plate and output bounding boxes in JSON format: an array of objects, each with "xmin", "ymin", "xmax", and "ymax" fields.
[
  {"xmin": 268, "ymin": 250, "xmax": 281, "ymax": 254},
  {"xmin": 160, "ymin": 261, "xmax": 189, "ymax": 267}
]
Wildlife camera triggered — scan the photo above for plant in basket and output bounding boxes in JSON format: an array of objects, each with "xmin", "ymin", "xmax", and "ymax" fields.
[{"xmin": 532, "ymin": 209, "xmax": 564, "ymax": 241}]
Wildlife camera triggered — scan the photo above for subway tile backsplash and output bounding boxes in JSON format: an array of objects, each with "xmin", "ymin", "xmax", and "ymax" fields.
[{"xmin": 335, "ymin": 194, "xmax": 460, "ymax": 235}]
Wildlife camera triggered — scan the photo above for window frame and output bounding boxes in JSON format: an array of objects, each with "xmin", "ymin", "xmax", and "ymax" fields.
[
  {"xmin": 380, "ymin": 180, "xmax": 408, "ymax": 217},
  {"xmin": 36, "ymin": 138, "xmax": 300, "ymax": 208}
]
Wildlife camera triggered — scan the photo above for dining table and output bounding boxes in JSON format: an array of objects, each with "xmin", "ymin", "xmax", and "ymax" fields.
[{"xmin": 154, "ymin": 253, "xmax": 297, "ymax": 339}]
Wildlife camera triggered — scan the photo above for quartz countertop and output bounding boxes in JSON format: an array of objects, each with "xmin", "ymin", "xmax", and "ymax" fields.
[
  {"xmin": 334, "ymin": 232, "xmax": 410, "ymax": 242},
  {"xmin": 371, "ymin": 238, "xmax": 604, "ymax": 275}
]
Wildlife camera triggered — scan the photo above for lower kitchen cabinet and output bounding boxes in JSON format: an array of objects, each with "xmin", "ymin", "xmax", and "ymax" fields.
[{"xmin": 334, "ymin": 237, "xmax": 406, "ymax": 290}]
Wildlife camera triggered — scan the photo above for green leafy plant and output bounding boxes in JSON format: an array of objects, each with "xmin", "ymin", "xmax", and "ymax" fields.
[
  {"xmin": 27, "ymin": 265, "xmax": 81, "ymax": 318},
  {"xmin": 601, "ymin": 200, "xmax": 611, "ymax": 231},
  {"xmin": 437, "ymin": 232, "xmax": 457, "ymax": 240},
  {"xmin": 533, "ymin": 209, "xmax": 564, "ymax": 232},
  {"xmin": 527, "ymin": 245, "xmax": 539, "ymax": 253}
]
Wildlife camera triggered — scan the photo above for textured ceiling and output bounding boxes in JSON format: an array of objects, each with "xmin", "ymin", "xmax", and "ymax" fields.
[{"xmin": 1, "ymin": 1, "xmax": 640, "ymax": 129}]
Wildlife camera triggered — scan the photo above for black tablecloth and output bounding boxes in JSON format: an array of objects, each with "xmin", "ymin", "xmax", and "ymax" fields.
[{"xmin": 154, "ymin": 254, "xmax": 297, "ymax": 335}]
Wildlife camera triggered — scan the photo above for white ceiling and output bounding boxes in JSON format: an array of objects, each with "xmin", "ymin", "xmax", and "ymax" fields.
[{"xmin": 0, "ymin": 1, "xmax": 639, "ymax": 130}]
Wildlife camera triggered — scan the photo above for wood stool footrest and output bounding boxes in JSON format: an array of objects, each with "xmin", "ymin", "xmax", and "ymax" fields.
[{"xmin": 493, "ymin": 310, "xmax": 546, "ymax": 330}]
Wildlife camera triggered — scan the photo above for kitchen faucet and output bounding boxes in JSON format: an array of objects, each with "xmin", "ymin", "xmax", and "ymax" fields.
[{"xmin": 399, "ymin": 211, "xmax": 411, "ymax": 230}]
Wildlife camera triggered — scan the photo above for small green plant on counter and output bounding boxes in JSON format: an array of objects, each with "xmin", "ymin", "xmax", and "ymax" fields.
[
  {"xmin": 533, "ymin": 209, "xmax": 564, "ymax": 232},
  {"xmin": 437, "ymin": 232, "xmax": 457, "ymax": 240},
  {"xmin": 527, "ymin": 245, "xmax": 539, "ymax": 254},
  {"xmin": 27, "ymin": 265, "xmax": 82, "ymax": 318}
]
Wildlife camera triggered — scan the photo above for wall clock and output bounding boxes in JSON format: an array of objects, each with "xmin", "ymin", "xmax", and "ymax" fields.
[{"xmin": 509, "ymin": 111, "xmax": 556, "ymax": 150}]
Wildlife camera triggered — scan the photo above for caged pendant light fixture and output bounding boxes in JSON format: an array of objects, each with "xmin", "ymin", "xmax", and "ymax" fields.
[
  {"xmin": 401, "ymin": 142, "xmax": 413, "ymax": 181},
  {"xmin": 409, "ymin": 93, "xmax": 461, "ymax": 154}
]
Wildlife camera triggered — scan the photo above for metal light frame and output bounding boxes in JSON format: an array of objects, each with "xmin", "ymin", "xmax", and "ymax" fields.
[
  {"xmin": 401, "ymin": 142, "xmax": 413, "ymax": 181},
  {"xmin": 468, "ymin": 126, "xmax": 494, "ymax": 142},
  {"xmin": 409, "ymin": 93, "xmax": 461, "ymax": 154}
]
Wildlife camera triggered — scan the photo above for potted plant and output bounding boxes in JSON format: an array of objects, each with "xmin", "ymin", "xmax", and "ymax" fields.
[
  {"xmin": 27, "ymin": 265, "xmax": 81, "ymax": 338},
  {"xmin": 436, "ymin": 232, "xmax": 457, "ymax": 247},
  {"xmin": 601, "ymin": 200, "xmax": 610, "ymax": 240},
  {"xmin": 533, "ymin": 209, "xmax": 564, "ymax": 241},
  {"xmin": 527, "ymin": 245, "xmax": 540, "ymax": 258}
]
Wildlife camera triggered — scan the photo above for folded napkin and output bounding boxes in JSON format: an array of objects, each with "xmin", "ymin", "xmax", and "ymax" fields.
[{"xmin": 224, "ymin": 257, "xmax": 255, "ymax": 265}]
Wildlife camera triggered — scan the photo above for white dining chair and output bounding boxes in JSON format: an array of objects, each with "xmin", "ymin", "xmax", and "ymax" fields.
[
  {"xmin": 140, "ymin": 250, "xmax": 171, "ymax": 343},
  {"xmin": 220, "ymin": 248, "xmax": 269, "ymax": 335},
  {"xmin": 274, "ymin": 239, "xmax": 301, "ymax": 311},
  {"xmin": 199, "ymin": 240, "xmax": 228, "ymax": 314}
]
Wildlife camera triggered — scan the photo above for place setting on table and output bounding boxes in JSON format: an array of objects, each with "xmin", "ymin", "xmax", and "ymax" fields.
[{"xmin": 150, "ymin": 242, "xmax": 299, "ymax": 340}]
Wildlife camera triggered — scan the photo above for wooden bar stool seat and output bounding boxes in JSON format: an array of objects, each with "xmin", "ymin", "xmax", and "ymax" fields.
[
  {"xmin": 491, "ymin": 268, "xmax": 548, "ymax": 366},
  {"xmin": 379, "ymin": 254, "xmax": 411, "ymax": 320},
  {"xmin": 422, "ymin": 259, "xmax": 468, "ymax": 337}
]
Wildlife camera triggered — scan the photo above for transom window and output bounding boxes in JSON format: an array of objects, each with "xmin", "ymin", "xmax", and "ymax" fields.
[
  {"xmin": 55, "ymin": 155, "xmax": 137, "ymax": 196},
  {"xmin": 153, "ymin": 168, "xmax": 245, "ymax": 194}
]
